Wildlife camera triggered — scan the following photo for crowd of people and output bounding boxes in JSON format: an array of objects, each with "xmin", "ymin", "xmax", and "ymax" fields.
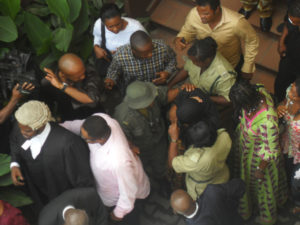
[{"xmin": 1, "ymin": 0, "xmax": 300, "ymax": 225}]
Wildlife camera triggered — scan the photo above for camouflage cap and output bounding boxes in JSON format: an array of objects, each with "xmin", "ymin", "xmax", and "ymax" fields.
[{"xmin": 124, "ymin": 81, "xmax": 158, "ymax": 109}]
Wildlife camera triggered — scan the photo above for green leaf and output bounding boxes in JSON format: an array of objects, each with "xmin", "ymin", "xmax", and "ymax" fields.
[
  {"xmin": 0, "ymin": 187, "xmax": 32, "ymax": 207},
  {"xmin": 115, "ymin": 0, "xmax": 124, "ymax": 9},
  {"xmin": 91, "ymin": 0, "xmax": 103, "ymax": 10},
  {"xmin": 67, "ymin": 0, "xmax": 81, "ymax": 23},
  {"xmin": 52, "ymin": 24, "xmax": 73, "ymax": 52},
  {"xmin": 39, "ymin": 52, "xmax": 60, "ymax": 69},
  {"xmin": 73, "ymin": 0, "xmax": 89, "ymax": 39},
  {"xmin": 78, "ymin": 35, "xmax": 93, "ymax": 61},
  {"xmin": 24, "ymin": 12, "xmax": 52, "ymax": 55},
  {"xmin": 15, "ymin": 13, "xmax": 24, "ymax": 26},
  {"xmin": 0, "ymin": 154, "xmax": 11, "ymax": 176},
  {"xmin": 46, "ymin": 0, "xmax": 70, "ymax": 24},
  {"xmin": 26, "ymin": 4, "xmax": 51, "ymax": 17},
  {"xmin": 0, "ymin": 174, "xmax": 13, "ymax": 186},
  {"xmin": 0, "ymin": 0, "xmax": 20, "ymax": 20},
  {"xmin": 0, "ymin": 16, "xmax": 18, "ymax": 42}
]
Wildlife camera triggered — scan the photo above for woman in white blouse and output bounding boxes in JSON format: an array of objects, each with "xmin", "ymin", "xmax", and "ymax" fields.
[{"xmin": 93, "ymin": 3, "xmax": 146, "ymax": 78}]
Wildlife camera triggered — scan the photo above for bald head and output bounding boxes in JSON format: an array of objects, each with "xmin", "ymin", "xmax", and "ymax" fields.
[
  {"xmin": 170, "ymin": 189, "xmax": 195, "ymax": 216},
  {"xmin": 58, "ymin": 53, "xmax": 85, "ymax": 82},
  {"xmin": 64, "ymin": 209, "xmax": 89, "ymax": 225}
]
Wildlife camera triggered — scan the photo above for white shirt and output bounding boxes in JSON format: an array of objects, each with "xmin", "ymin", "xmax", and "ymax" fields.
[
  {"xmin": 93, "ymin": 17, "xmax": 146, "ymax": 52},
  {"xmin": 10, "ymin": 123, "xmax": 51, "ymax": 168}
]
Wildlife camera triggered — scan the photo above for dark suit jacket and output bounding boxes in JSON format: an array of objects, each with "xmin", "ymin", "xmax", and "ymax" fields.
[
  {"xmin": 38, "ymin": 187, "xmax": 108, "ymax": 225},
  {"xmin": 186, "ymin": 178, "xmax": 245, "ymax": 225}
]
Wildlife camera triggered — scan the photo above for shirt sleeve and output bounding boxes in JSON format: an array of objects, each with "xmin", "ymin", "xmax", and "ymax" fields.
[
  {"xmin": 257, "ymin": 119, "xmax": 280, "ymax": 161},
  {"xmin": 234, "ymin": 18, "xmax": 259, "ymax": 73},
  {"xmin": 60, "ymin": 119, "xmax": 84, "ymax": 136},
  {"xmin": 163, "ymin": 45, "xmax": 177, "ymax": 75},
  {"xmin": 213, "ymin": 72, "xmax": 236, "ymax": 101},
  {"xmin": 106, "ymin": 53, "xmax": 122, "ymax": 82},
  {"xmin": 172, "ymin": 147, "xmax": 204, "ymax": 173},
  {"xmin": 176, "ymin": 8, "xmax": 198, "ymax": 43},
  {"xmin": 113, "ymin": 160, "xmax": 138, "ymax": 218},
  {"xmin": 93, "ymin": 19, "xmax": 102, "ymax": 46}
]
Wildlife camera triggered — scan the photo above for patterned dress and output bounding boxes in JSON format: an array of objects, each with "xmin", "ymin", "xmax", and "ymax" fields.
[
  {"xmin": 234, "ymin": 86, "xmax": 288, "ymax": 225},
  {"xmin": 281, "ymin": 86, "xmax": 300, "ymax": 164}
]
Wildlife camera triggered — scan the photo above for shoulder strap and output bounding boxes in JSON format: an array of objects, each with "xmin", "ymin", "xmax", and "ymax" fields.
[
  {"xmin": 209, "ymin": 75, "xmax": 221, "ymax": 95},
  {"xmin": 100, "ymin": 22, "xmax": 106, "ymax": 49}
]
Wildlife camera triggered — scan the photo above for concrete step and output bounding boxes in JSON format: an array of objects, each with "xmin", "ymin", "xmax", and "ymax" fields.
[{"xmin": 150, "ymin": 0, "xmax": 285, "ymax": 72}]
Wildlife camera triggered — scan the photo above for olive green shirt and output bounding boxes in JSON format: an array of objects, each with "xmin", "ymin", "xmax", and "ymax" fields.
[
  {"xmin": 114, "ymin": 86, "xmax": 168, "ymax": 152},
  {"xmin": 184, "ymin": 52, "xmax": 236, "ymax": 101},
  {"xmin": 172, "ymin": 129, "xmax": 231, "ymax": 199}
]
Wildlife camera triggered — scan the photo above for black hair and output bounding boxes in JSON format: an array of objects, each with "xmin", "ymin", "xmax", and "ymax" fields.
[
  {"xmin": 130, "ymin": 30, "xmax": 152, "ymax": 51},
  {"xmin": 295, "ymin": 78, "xmax": 300, "ymax": 97},
  {"xmin": 195, "ymin": 0, "xmax": 220, "ymax": 11},
  {"xmin": 100, "ymin": 3, "xmax": 121, "ymax": 22},
  {"xmin": 186, "ymin": 120, "xmax": 217, "ymax": 148},
  {"xmin": 82, "ymin": 116, "xmax": 111, "ymax": 140},
  {"xmin": 288, "ymin": 0, "xmax": 300, "ymax": 18},
  {"xmin": 229, "ymin": 80, "xmax": 262, "ymax": 121},
  {"xmin": 187, "ymin": 37, "xmax": 218, "ymax": 62}
]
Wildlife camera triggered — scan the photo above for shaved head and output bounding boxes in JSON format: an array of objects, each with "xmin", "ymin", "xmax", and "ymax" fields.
[
  {"xmin": 64, "ymin": 209, "xmax": 89, "ymax": 225},
  {"xmin": 170, "ymin": 189, "xmax": 196, "ymax": 216},
  {"xmin": 58, "ymin": 53, "xmax": 86, "ymax": 82}
]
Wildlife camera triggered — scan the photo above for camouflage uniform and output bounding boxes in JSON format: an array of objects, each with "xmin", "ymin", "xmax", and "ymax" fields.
[
  {"xmin": 241, "ymin": 0, "xmax": 273, "ymax": 18},
  {"xmin": 114, "ymin": 85, "xmax": 169, "ymax": 178}
]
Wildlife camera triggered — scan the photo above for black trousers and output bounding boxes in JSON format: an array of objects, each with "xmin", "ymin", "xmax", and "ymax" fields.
[{"xmin": 274, "ymin": 56, "xmax": 300, "ymax": 103}]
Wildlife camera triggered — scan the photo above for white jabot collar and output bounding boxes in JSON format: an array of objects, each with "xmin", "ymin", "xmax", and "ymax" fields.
[{"xmin": 21, "ymin": 123, "xmax": 51, "ymax": 159}]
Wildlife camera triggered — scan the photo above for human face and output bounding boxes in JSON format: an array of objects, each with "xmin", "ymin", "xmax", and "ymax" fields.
[
  {"xmin": 196, "ymin": 4, "xmax": 217, "ymax": 24},
  {"xmin": 288, "ymin": 15, "xmax": 300, "ymax": 27},
  {"xmin": 18, "ymin": 123, "xmax": 39, "ymax": 139},
  {"xmin": 288, "ymin": 82, "xmax": 300, "ymax": 101},
  {"xmin": 104, "ymin": 16, "xmax": 124, "ymax": 34},
  {"xmin": 132, "ymin": 42, "xmax": 153, "ymax": 59}
]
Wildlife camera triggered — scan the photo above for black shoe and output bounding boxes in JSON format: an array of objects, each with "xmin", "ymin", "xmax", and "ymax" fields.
[
  {"xmin": 238, "ymin": 7, "xmax": 253, "ymax": 19},
  {"xmin": 260, "ymin": 17, "xmax": 272, "ymax": 32}
]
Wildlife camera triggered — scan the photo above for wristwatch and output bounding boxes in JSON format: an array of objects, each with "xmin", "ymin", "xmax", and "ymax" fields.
[{"xmin": 61, "ymin": 82, "xmax": 68, "ymax": 92}]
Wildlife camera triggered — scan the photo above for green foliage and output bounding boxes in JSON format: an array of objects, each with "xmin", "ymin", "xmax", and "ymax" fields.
[
  {"xmin": 0, "ymin": 0, "xmax": 20, "ymax": 20},
  {"xmin": 24, "ymin": 12, "xmax": 52, "ymax": 55},
  {"xmin": 0, "ymin": 0, "xmax": 126, "ymax": 69},
  {"xmin": 46, "ymin": 0, "xmax": 70, "ymax": 25},
  {"xmin": 0, "ymin": 154, "xmax": 32, "ymax": 207},
  {"xmin": 0, "ymin": 16, "xmax": 18, "ymax": 42}
]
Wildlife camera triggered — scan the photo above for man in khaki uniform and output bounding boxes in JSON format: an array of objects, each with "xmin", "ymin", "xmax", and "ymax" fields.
[{"xmin": 174, "ymin": 0, "xmax": 258, "ymax": 80}]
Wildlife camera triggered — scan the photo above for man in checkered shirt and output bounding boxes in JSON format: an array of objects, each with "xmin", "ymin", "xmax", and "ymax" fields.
[{"xmin": 104, "ymin": 30, "xmax": 177, "ymax": 94}]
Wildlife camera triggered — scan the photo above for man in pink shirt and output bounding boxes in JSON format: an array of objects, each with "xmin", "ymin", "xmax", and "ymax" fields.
[{"xmin": 61, "ymin": 113, "xmax": 150, "ymax": 222}]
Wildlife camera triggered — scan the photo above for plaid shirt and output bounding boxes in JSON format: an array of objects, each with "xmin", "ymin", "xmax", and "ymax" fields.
[{"xmin": 106, "ymin": 39, "xmax": 177, "ymax": 89}]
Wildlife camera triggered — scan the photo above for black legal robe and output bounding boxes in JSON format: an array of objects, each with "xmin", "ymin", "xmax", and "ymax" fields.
[
  {"xmin": 10, "ymin": 122, "xmax": 95, "ymax": 209},
  {"xmin": 186, "ymin": 179, "xmax": 245, "ymax": 225},
  {"xmin": 38, "ymin": 187, "xmax": 108, "ymax": 225}
]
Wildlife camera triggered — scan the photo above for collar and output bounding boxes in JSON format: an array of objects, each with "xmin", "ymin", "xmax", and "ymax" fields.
[
  {"xmin": 21, "ymin": 123, "xmax": 51, "ymax": 159},
  {"xmin": 185, "ymin": 202, "xmax": 199, "ymax": 219}
]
